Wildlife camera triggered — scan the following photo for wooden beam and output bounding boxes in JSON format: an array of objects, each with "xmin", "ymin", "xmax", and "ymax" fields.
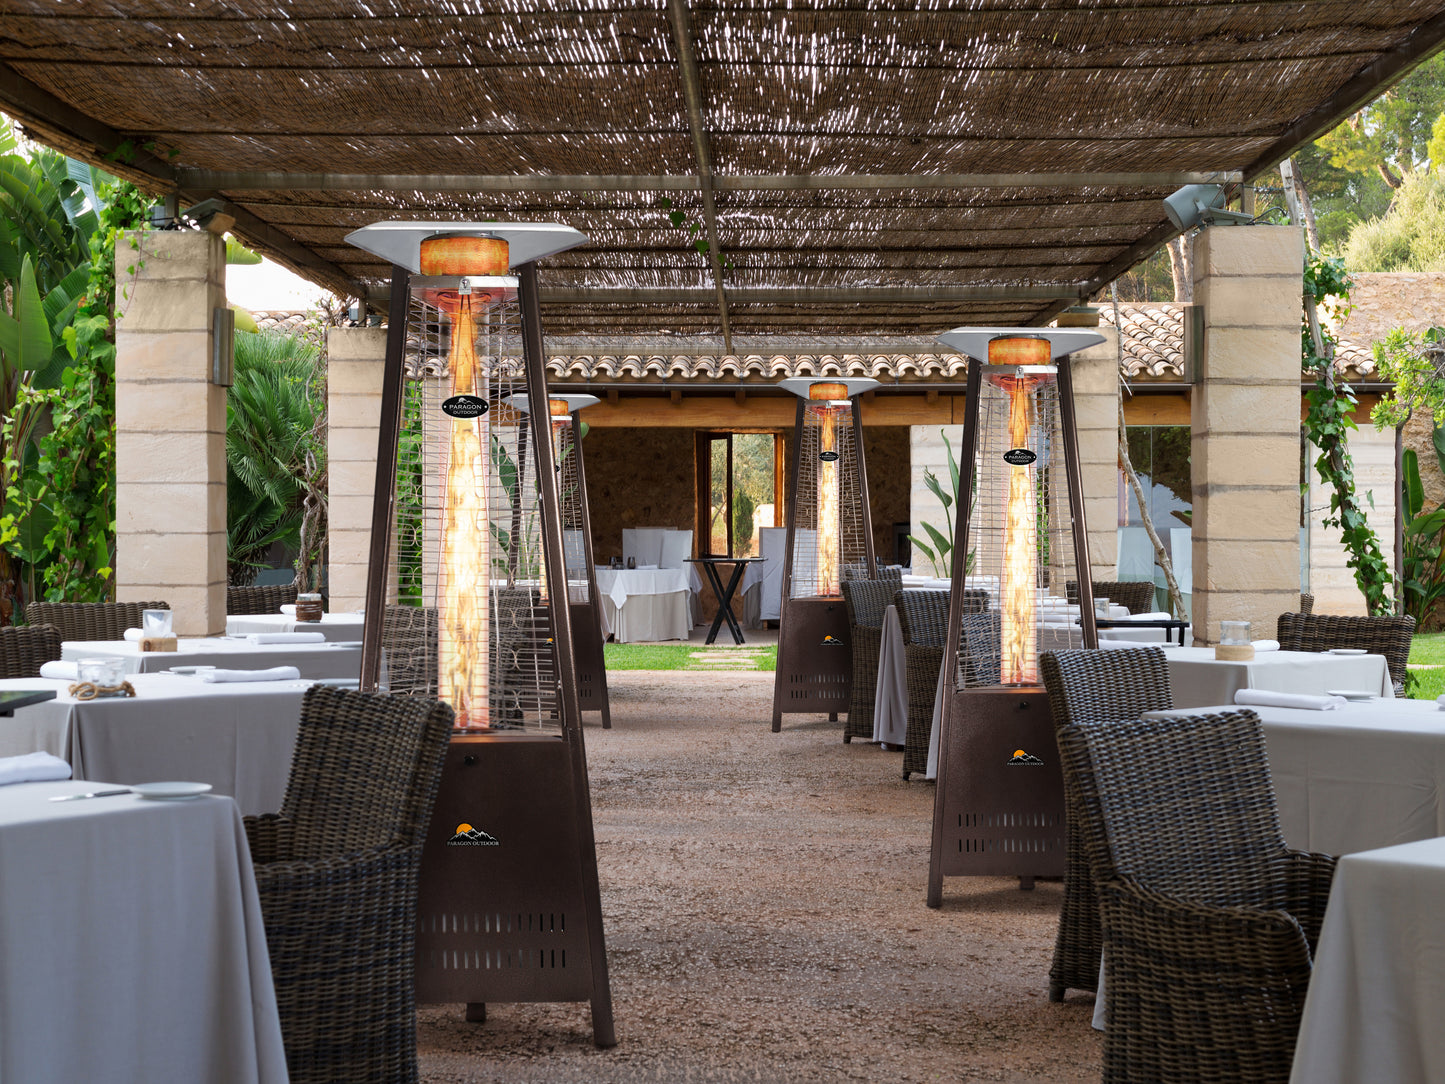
[
  {"xmin": 536, "ymin": 284, "xmax": 1088, "ymax": 305},
  {"xmin": 1122, "ymin": 393, "xmax": 1190, "ymax": 426},
  {"xmin": 584, "ymin": 394, "xmax": 959, "ymax": 428}
]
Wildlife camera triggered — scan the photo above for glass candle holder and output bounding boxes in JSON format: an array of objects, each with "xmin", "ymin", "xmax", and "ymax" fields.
[
  {"xmin": 295, "ymin": 593, "xmax": 323, "ymax": 622},
  {"xmin": 78, "ymin": 657, "xmax": 125, "ymax": 687},
  {"xmin": 1216, "ymin": 620, "xmax": 1255, "ymax": 660},
  {"xmin": 142, "ymin": 609, "xmax": 173, "ymax": 638}
]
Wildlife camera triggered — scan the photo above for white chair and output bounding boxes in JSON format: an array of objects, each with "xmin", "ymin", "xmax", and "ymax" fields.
[
  {"xmin": 757, "ymin": 527, "xmax": 787, "ymax": 622},
  {"xmin": 623, "ymin": 527, "xmax": 667, "ymax": 569},
  {"xmin": 659, "ymin": 530, "xmax": 693, "ymax": 569},
  {"xmin": 563, "ymin": 529, "xmax": 588, "ymax": 576}
]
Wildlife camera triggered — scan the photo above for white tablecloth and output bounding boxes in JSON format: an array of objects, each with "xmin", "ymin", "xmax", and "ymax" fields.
[
  {"xmin": 593, "ymin": 567, "xmax": 692, "ymax": 642},
  {"xmin": 1290, "ymin": 836, "xmax": 1445, "ymax": 1084},
  {"xmin": 1162, "ymin": 646, "xmax": 1393, "ymax": 707},
  {"xmin": 872, "ymin": 605, "xmax": 908, "ymax": 746},
  {"xmin": 225, "ymin": 611, "xmax": 365, "ymax": 641},
  {"xmin": 64, "ymin": 637, "xmax": 362, "ymax": 680},
  {"xmin": 0, "ymin": 673, "xmax": 308, "ymax": 814},
  {"xmin": 0, "ymin": 780, "xmax": 287, "ymax": 1082}
]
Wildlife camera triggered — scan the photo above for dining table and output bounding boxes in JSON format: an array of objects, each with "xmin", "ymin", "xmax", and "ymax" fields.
[
  {"xmin": 0, "ymin": 779, "xmax": 287, "ymax": 1082},
  {"xmin": 1160, "ymin": 645, "xmax": 1393, "ymax": 707},
  {"xmin": 0, "ymin": 672, "xmax": 309, "ymax": 815},
  {"xmin": 593, "ymin": 566, "xmax": 692, "ymax": 642},
  {"xmin": 62, "ymin": 635, "xmax": 362, "ymax": 680},
  {"xmin": 225, "ymin": 610, "xmax": 365, "ymax": 641},
  {"xmin": 689, "ymin": 556, "xmax": 763, "ymax": 645}
]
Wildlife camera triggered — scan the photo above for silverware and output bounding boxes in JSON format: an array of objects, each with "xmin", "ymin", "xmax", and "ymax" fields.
[{"xmin": 49, "ymin": 788, "xmax": 132, "ymax": 802}]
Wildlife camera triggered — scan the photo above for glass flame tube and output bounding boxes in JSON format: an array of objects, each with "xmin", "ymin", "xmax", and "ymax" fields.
[
  {"xmin": 809, "ymin": 382, "xmax": 849, "ymax": 597},
  {"xmin": 987, "ymin": 337, "xmax": 1050, "ymax": 686},
  {"xmin": 422, "ymin": 234, "xmax": 510, "ymax": 727}
]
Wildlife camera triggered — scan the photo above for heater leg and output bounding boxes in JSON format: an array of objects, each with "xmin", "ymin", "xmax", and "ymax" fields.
[
  {"xmin": 591, "ymin": 996, "xmax": 617, "ymax": 1049},
  {"xmin": 465, "ymin": 1003, "xmax": 487, "ymax": 1024},
  {"xmin": 1019, "ymin": 876, "xmax": 1036, "ymax": 891}
]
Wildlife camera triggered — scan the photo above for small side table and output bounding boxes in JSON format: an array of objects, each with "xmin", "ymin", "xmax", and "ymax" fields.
[
  {"xmin": 1088, "ymin": 617, "xmax": 1190, "ymax": 647},
  {"xmin": 687, "ymin": 557, "xmax": 764, "ymax": 645}
]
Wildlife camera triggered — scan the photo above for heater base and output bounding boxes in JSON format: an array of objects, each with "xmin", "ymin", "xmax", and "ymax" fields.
[
  {"xmin": 570, "ymin": 602, "xmax": 611, "ymax": 728},
  {"xmin": 927, "ymin": 687, "xmax": 1066, "ymax": 904},
  {"xmin": 416, "ymin": 734, "xmax": 601, "ymax": 1010},
  {"xmin": 771, "ymin": 596, "xmax": 852, "ymax": 731}
]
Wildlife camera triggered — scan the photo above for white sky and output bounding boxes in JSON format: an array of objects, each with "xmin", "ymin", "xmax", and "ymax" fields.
[{"xmin": 226, "ymin": 255, "xmax": 338, "ymax": 313}]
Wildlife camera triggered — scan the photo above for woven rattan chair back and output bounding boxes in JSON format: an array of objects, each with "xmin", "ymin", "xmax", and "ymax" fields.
[
  {"xmin": 278, "ymin": 685, "xmax": 453, "ymax": 860},
  {"xmin": 227, "ymin": 583, "xmax": 299, "ymax": 615},
  {"xmin": 1299, "ymin": 592, "xmax": 1314, "ymax": 615},
  {"xmin": 842, "ymin": 564, "xmax": 903, "ymax": 593},
  {"xmin": 1066, "ymin": 580, "xmax": 1156, "ymax": 615},
  {"xmin": 1275, "ymin": 611, "xmax": 1415, "ymax": 694},
  {"xmin": 840, "ymin": 578, "xmax": 893, "ymax": 629},
  {"xmin": 1040, "ymin": 646, "xmax": 1172, "ymax": 730},
  {"xmin": 0, "ymin": 623, "xmax": 61, "ymax": 677},
  {"xmin": 26, "ymin": 601, "xmax": 169, "ymax": 642},
  {"xmin": 896, "ymin": 589, "xmax": 948, "ymax": 648},
  {"xmin": 381, "ymin": 605, "xmax": 438, "ymax": 699}
]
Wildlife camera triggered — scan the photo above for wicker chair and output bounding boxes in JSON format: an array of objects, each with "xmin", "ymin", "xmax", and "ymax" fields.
[
  {"xmin": 1299, "ymin": 592, "xmax": 1314, "ymax": 615},
  {"xmin": 896, "ymin": 588, "xmax": 989, "ymax": 779},
  {"xmin": 227, "ymin": 583, "xmax": 299, "ymax": 615},
  {"xmin": 25, "ymin": 600, "xmax": 169, "ymax": 642},
  {"xmin": 1039, "ymin": 646, "xmax": 1173, "ymax": 1003},
  {"xmin": 1056, "ymin": 710, "xmax": 1334, "ymax": 1084},
  {"xmin": 1066, "ymin": 580, "xmax": 1156, "ymax": 615},
  {"xmin": 842, "ymin": 563, "xmax": 904, "ymax": 593},
  {"xmin": 840, "ymin": 578, "xmax": 894, "ymax": 743},
  {"xmin": 245, "ymin": 686, "xmax": 453, "ymax": 1084},
  {"xmin": 1275, "ymin": 611, "xmax": 1415, "ymax": 696},
  {"xmin": 0, "ymin": 623, "xmax": 61, "ymax": 677},
  {"xmin": 381, "ymin": 605, "xmax": 438, "ymax": 698}
]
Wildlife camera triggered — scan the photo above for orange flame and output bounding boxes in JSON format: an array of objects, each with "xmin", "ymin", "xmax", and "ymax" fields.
[
  {"xmin": 816, "ymin": 403, "xmax": 843, "ymax": 596},
  {"xmin": 996, "ymin": 373, "xmax": 1042, "ymax": 685}
]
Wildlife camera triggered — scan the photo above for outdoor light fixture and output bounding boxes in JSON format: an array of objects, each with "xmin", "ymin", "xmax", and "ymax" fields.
[
  {"xmin": 1162, "ymin": 183, "xmax": 1255, "ymax": 230},
  {"xmin": 770, "ymin": 376, "xmax": 880, "ymax": 731},
  {"xmin": 346, "ymin": 221, "xmax": 614, "ymax": 1047},
  {"xmin": 923, "ymin": 327, "xmax": 1103, "ymax": 907}
]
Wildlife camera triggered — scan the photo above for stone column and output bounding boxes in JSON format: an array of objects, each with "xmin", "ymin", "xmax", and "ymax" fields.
[
  {"xmin": 326, "ymin": 327, "xmax": 390, "ymax": 612},
  {"xmin": 115, "ymin": 229, "xmax": 227, "ymax": 636},
  {"xmin": 1067, "ymin": 328, "xmax": 1122, "ymax": 586},
  {"xmin": 1308, "ymin": 418, "xmax": 1395, "ymax": 615},
  {"xmin": 1191, "ymin": 226, "xmax": 1304, "ymax": 644}
]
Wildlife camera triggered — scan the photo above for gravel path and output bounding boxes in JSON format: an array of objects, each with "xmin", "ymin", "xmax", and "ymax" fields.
[{"xmin": 419, "ymin": 671, "xmax": 1102, "ymax": 1083}]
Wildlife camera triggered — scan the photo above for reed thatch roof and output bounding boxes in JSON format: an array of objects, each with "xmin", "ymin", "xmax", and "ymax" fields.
[{"xmin": 4, "ymin": 2, "xmax": 1444, "ymax": 346}]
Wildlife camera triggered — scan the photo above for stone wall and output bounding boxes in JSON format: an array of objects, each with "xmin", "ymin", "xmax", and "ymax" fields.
[
  {"xmin": 862, "ymin": 426, "xmax": 910, "ymax": 564},
  {"xmin": 583, "ymin": 428, "xmax": 699, "ymax": 562}
]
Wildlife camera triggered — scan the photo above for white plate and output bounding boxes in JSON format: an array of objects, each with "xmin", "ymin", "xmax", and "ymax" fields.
[
  {"xmin": 1326, "ymin": 689, "xmax": 1376, "ymax": 701},
  {"xmin": 132, "ymin": 781, "xmax": 213, "ymax": 801},
  {"xmin": 326, "ymin": 641, "xmax": 363, "ymax": 648},
  {"xmin": 311, "ymin": 678, "xmax": 360, "ymax": 688},
  {"xmin": 1327, "ymin": 648, "xmax": 1367, "ymax": 655},
  {"xmin": 164, "ymin": 665, "xmax": 215, "ymax": 675}
]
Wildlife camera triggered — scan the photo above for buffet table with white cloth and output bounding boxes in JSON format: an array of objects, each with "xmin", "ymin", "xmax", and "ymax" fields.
[
  {"xmin": 0, "ymin": 780, "xmax": 287, "ymax": 1082},
  {"xmin": 1161, "ymin": 645, "xmax": 1393, "ymax": 707},
  {"xmin": 593, "ymin": 567, "xmax": 692, "ymax": 642},
  {"xmin": 225, "ymin": 610, "xmax": 365, "ymax": 641},
  {"xmin": 0, "ymin": 673, "xmax": 308, "ymax": 814},
  {"xmin": 63, "ymin": 636, "xmax": 362, "ymax": 680},
  {"xmin": 1289, "ymin": 835, "xmax": 1445, "ymax": 1084}
]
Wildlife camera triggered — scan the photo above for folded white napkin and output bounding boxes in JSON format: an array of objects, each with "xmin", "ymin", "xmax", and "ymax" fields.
[
  {"xmin": 1234, "ymin": 688, "xmax": 1344, "ymax": 710},
  {"xmin": 1129, "ymin": 612, "xmax": 1174, "ymax": 621},
  {"xmin": 1252, "ymin": 639, "xmax": 1281, "ymax": 652},
  {"xmin": 38, "ymin": 661, "xmax": 78, "ymax": 680},
  {"xmin": 245, "ymin": 632, "xmax": 326, "ymax": 645},
  {"xmin": 635, "ymin": 564, "xmax": 659, "ymax": 570},
  {"xmin": 199, "ymin": 666, "xmax": 302, "ymax": 683},
  {"xmin": 0, "ymin": 751, "xmax": 72, "ymax": 785},
  {"xmin": 279, "ymin": 604, "xmax": 296, "ymax": 616},
  {"xmin": 122, "ymin": 628, "xmax": 142, "ymax": 641}
]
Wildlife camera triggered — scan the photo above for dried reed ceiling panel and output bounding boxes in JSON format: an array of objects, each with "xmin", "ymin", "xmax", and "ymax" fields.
[{"xmin": 2, "ymin": 1, "xmax": 1444, "ymax": 343}]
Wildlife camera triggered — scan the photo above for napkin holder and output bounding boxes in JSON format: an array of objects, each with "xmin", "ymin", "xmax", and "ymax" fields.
[
  {"xmin": 1214, "ymin": 643, "xmax": 1254, "ymax": 661},
  {"xmin": 139, "ymin": 636, "xmax": 178, "ymax": 652}
]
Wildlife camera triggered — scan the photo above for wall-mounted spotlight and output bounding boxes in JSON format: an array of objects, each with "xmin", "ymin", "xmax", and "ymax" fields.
[{"xmin": 1163, "ymin": 184, "xmax": 1255, "ymax": 230}]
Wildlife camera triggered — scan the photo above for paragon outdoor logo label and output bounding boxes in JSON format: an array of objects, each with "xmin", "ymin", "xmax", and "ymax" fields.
[
  {"xmin": 821, "ymin": 634, "xmax": 845, "ymax": 647},
  {"xmin": 442, "ymin": 395, "xmax": 490, "ymax": 419},
  {"xmin": 1007, "ymin": 749, "xmax": 1044, "ymax": 765},
  {"xmin": 447, "ymin": 822, "xmax": 500, "ymax": 846},
  {"xmin": 1003, "ymin": 448, "xmax": 1037, "ymax": 466},
  {"xmin": 818, "ymin": 450, "xmax": 840, "ymax": 462}
]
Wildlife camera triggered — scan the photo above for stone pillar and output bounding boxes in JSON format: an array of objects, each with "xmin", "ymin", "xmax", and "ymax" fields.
[
  {"xmin": 1192, "ymin": 226, "xmax": 1304, "ymax": 644},
  {"xmin": 1068, "ymin": 328, "xmax": 1122, "ymax": 585},
  {"xmin": 115, "ymin": 230, "xmax": 227, "ymax": 636},
  {"xmin": 1308, "ymin": 419, "xmax": 1395, "ymax": 616},
  {"xmin": 327, "ymin": 327, "xmax": 390, "ymax": 612}
]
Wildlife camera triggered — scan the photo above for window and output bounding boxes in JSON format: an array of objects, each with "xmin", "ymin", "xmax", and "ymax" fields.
[{"xmin": 696, "ymin": 432, "xmax": 785, "ymax": 557}]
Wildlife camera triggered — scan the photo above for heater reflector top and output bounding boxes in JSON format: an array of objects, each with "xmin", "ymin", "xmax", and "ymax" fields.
[
  {"xmin": 777, "ymin": 377, "xmax": 880, "ymax": 400},
  {"xmin": 346, "ymin": 221, "xmax": 587, "ymax": 271},
  {"xmin": 936, "ymin": 327, "xmax": 1105, "ymax": 361}
]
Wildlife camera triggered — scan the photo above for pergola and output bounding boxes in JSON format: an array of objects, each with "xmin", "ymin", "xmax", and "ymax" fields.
[{"xmin": 4, "ymin": 2, "xmax": 1445, "ymax": 352}]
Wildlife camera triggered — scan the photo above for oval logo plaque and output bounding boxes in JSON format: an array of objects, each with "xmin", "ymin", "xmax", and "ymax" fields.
[
  {"xmin": 819, "ymin": 450, "xmax": 840, "ymax": 462},
  {"xmin": 442, "ymin": 395, "xmax": 490, "ymax": 419},
  {"xmin": 1003, "ymin": 448, "xmax": 1037, "ymax": 466}
]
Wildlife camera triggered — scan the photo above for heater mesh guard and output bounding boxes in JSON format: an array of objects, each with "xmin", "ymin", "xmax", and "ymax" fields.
[{"xmin": 789, "ymin": 400, "xmax": 869, "ymax": 599}]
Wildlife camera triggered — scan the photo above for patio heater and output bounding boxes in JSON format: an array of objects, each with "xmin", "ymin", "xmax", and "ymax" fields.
[
  {"xmin": 346, "ymin": 222, "xmax": 614, "ymax": 1046},
  {"xmin": 505, "ymin": 392, "xmax": 611, "ymax": 728},
  {"xmin": 770, "ymin": 377, "xmax": 879, "ymax": 731},
  {"xmin": 923, "ymin": 328, "xmax": 1104, "ymax": 907}
]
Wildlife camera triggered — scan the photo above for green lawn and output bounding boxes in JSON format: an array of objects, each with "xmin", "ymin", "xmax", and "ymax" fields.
[
  {"xmin": 604, "ymin": 643, "xmax": 777, "ymax": 671},
  {"xmin": 1408, "ymin": 632, "xmax": 1445, "ymax": 699}
]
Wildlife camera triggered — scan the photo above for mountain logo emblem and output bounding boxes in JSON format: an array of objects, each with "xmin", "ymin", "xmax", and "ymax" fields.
[
  {"xmin": 821, "ymin": 634, "xmax": 844, "ymax": 646},
  {"xmin": 1007, "ymin": 749, "xmax": 1044, "ymax": 765},
  {"xmin": 447, "ymin": 822, "xmax": 500, "ymax": 846}
]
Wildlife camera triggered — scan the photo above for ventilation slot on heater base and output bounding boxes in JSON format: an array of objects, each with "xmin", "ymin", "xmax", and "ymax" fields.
[{"xmin": 773, "ymin": 597, "xmax": 852, "ymax": 722}]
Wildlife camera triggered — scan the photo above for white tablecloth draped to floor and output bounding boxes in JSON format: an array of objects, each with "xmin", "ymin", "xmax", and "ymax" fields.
[
  {"xmin": 0, "ymin": 673, "xmax": 308, "ymax": 814},
  {"xmin": 1161, "ymin": 646, "xmax": 1393, "ymax": 707},
  {"xmin": 593, "ymin": 567, "xmax": 692, "ymax": 642},
  {"xmin": 64, "ymin": 637, "xmax": 362, "ymax": 680},
  {"xmin": 0, "ymin": 781, "xmax": 287, "ymax": 1082},
  {"xmin": 226, "ymin": 611, "xmax": 365, "ymax": 641}
]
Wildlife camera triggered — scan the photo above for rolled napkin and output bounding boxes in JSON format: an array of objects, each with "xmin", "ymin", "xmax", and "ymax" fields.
[
  {"xmin": 1128, "ymin": 612, "xmax": 1175, "ymax": 621},
  {"xmin": 1234, "ymin": 688, "xmax": 1345, "ymax": 711},
  {"xmin": 245, "ymin": 632, "xmax": 326, "ymax": 645},
  {"xmin": 279, "ymin": 604, "xmax": 296, "ymax": 616},
  {"xmin": 0, "ymin": 751, "xmax": 72, "ymax": 785},
  {"xmin": 1252, "ymin": 639, "xmax": 1281, "ymax": 652},
  {"xmin": 199, "ymin": 666, "xmax": 302, "ymax": 683},
  {"xmin": 122, "ymin": 628, "xmax": 142, "ymax": 641},
  {"xmin": 38, "ymin": 660, "xmax": 79, "ymax": 681}
]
